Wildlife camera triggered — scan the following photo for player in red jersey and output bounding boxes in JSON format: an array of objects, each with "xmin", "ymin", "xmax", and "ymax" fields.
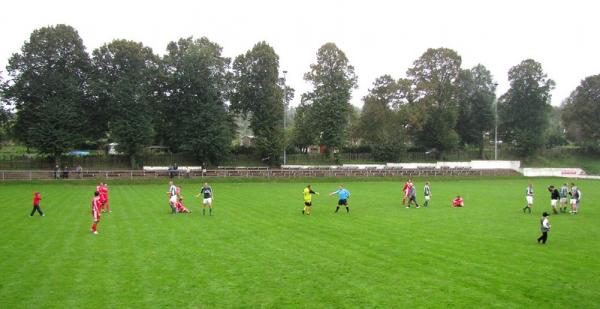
[
  {"xmin": 30, "ymin": 192, "xmax": 45, "ymax": 217},
  {"xmin": 452, "ymin": 196, "xmax": 464, "ymax": 208},
  {"xmin": 91, "ymin": 191, "xmax": 101, "ymax": 234},
  {"xmin": 100, "ymin": 183, "xmax": 110, "ymax": 213},
  {"xmin": 174, "ymin": 186, "xmax": 191, "ymax": 213},
  {"xmin": 402, "ymin": 178, "xmax": 413, "ymax": 206}
]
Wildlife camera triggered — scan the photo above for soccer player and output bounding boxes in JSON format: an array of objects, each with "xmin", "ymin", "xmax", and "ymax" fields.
[
  {"xmin": 302, "ymin": 184, "xmax": 319, "ymax": 215},
  {"xmin": 91, "ymin": 191, "xmax": 101, "ymax": 234},
  {"xmin": 559, "ymin": 183, "xmax": 569, "ymax": 213},
  {"xmin": 196, "ymin": 182, "xmax": 213, "ymax": 216},
  {"xmin": 406, "ymin": 185, "xmax": 419, "ymax": 208},
  {"xmin": 523, "ymin": 184, "xmax": 534, "ymax": 214},
  {"xmin": 548, "ymin": 185, "xmax": 559, "ymax": 214},
  {"xmin": 402, "ymin": 178, "xmax": 413, "ymax": 206},
  {"xmin": 167, "ymin": 181, "xmax": 177, "ymax": 214},
  {"xmin": 423, "ymin": 181, "xmax": 431, "ymax": 207},
  {"xmin": 537, "ymin": 212, "xmax": 551, "ymax": 244},
  {"xmin": 30, "ymin": 192, "xmax": 44, "ymax": 217},
  {"xmin": 175, "ymin": 195, "xmax": 192, "ymax": 214},
  {"xmin": 100, "ymin": 183, "xmax": 110, "ymax": 213},
  {"xmin": 329, "ymin": 184, "xmax": 350, "ymax": 214},
  {"xmin": 452, "ymin": 196, "xmax": 464, "ymax": 208},
  {"xmin": 569, "ymin": 183, "xmax": 578, "ymax": 215}
]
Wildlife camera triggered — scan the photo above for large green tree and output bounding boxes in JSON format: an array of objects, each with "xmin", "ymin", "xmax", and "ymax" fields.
[
  {"xmin": 0, "ymin": 75, "xmax": 13, "ymax": 144},
  {"xmin": 358, "ymin": 75, "xmax": 408, "ymax": 160},
  {"xmin": 407, "ymin": 48, "xmax": 462, "ymax": 156},
  {"xmin": 4, "ymin": 24, "xmax": 92, "ymax": 163},
  {"xmin": 499, "ymin": 59, "xmax": 555, "ymax": 155},
  {"xmin": 231, "ymin": 42, "xmax": 285, "ymax": 165},
  {"xmin": 561, "ymin": 74, "xmax": 600, "ymax": 148},
  {"xmin": 162, "ymin": 37, "xmax": 234, "ymax": 166},
  {"xmin": 456, "ymin": 64, "xmax": 496, "ymax": 157},
  {"xmin": 302, "ymin": 43, "xmax": 357, "ymax": 155},
  {"xmin": 91, "ymin": 40, "xmax": 159, "ymax": 167}
]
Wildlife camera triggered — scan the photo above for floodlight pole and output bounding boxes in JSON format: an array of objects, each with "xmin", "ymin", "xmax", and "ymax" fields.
[
  {"xmin": 494, "ymin": 83, "xmax": 499, "ymax": 160},
  {"xmin": 282, "ymin": 70, "xmax": 288, "ymax": 166}
]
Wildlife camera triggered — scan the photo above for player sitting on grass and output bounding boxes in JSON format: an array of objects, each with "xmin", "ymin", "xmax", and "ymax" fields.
[
  {"xmin": 452, "ymin": 196, "xmax": 464, "ymax": 208},
  {"xmin": 330, "ymin": 184, "xmax": 350, "ymax": 214},
  {"xmin": 175, "ymin": 196, "xmax": 191, "ymax": 214},
  {"xmin": 302, "ymin": 184, "xmax": 319, "ymax": 215}
]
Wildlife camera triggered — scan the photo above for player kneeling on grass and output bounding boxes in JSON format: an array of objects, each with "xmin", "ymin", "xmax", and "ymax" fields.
[
  {"xmin": 30, "ymin": 192, "xmax": 45, "ymax": 217},
  {"xmin": 330, "ymin": 184, "xmax": 350, "ymax": 214},
  {"xmin": 302, "ymin": 184, "xmax": 319, "ymax": 215},
  {"xmin": 91, "ymin": 191, "xmax": 101, "ymax": 234},
  {"xmin": 452, "ymin": 196, "xmax": 464, "ymax": 208},
  {"xmin": 548, "ymin": 185, "xmax": 560, "ymax": 214},
  {"xmin": 196, "ymin": 182, "xmax": 213, "ymax": 216}
]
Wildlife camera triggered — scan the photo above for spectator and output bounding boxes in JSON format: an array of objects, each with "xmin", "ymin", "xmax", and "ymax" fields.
[
  {"xmin": 75, "ymin": 165, "xmax": 82, "ymax": 179},
  {"xmin": 53, "ymin": 165, "xmax": 61, "ymax": 179},
  {"xmin": 63, "ymin": 166, "xmax": 69, "ymax": 179}
]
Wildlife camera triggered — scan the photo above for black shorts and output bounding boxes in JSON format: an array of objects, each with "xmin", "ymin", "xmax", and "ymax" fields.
[
  {"xmin": 338, "ymin": 199, "xmax": 348, "ymax": 206},
  {"xmin": 304, "ymin": 202, "xmax": 312, "ymax": 206}
]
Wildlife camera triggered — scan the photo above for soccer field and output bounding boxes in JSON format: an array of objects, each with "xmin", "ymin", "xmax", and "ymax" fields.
[{"xmin": 1, "ymin": 177, "xmax": 599, "ymax": 308}]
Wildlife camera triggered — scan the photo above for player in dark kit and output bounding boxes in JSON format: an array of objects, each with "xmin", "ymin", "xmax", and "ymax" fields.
[
  {"xmin": 30, "ymin": 192, "xmax": 45, "ymax": 217},
  {"xmin": 196, "ymin": 182, "xmax": 213, "ymax": 216},
  {"xmin": 548, "ymin": 185, "xmax": 560, "ymax": 214}
]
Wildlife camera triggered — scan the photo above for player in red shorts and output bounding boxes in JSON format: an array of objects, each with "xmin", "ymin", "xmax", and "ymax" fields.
[
  {"xmin": 91, "ymin": 191, "xmax": 101, "ymax": 234},
  {"xmin": 402, "ymin": 178, "xmax": 413, "ymax": 206},
  {"xmin": 174, "ymin": 186, "xmax": 191, "ymax": 213},
  {"xmin": 100, "ymin": 183, "xmax": 110, "ymax": 213},
  {"xmin": 452, "ymin": 196, "xmax": 464, "ymax": 208}
]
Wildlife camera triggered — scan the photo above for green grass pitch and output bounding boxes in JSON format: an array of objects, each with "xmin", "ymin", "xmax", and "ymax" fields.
[{"xmin": 1, "ymin": 177, "xmax": 599, "ymax": 308}]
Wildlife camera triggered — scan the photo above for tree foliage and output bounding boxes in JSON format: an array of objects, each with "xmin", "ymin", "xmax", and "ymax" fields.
[
  {"xmin": 302, "ymin": 43, "xmax": 357, "ymax": 154},
  {"xmin": 561, "ymin": 74, "xmax": 600, "ymax": 148},
  {"xmin": 499, "ymin": 59, "xmax": 555, "ymax": 155},
  {"xmin": 4, "ymin": 24, "xmax": 92, "ymax": 162},
  {"xmin": 231, "ymin": 42, "xmax": 285, "ymax": 165},
  {"xmin": 161, "ymin": 37, "xmax": 234, "ymax": 165},
  {"xmin": 91, "ymin": 40, "xmax": 159, "ymax": 167},
  {"xmin": 407, "ymin": 48, "xmax": 462, "ymax": 155},
  {"xmin": 456, "ymin": 64, "xmax": 496, "ymax": 157}
]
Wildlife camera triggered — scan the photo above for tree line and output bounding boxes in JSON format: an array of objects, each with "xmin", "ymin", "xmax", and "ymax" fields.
[{"xmin": 1, "ymin": 24, "xmax": 599, "ymax": 167}]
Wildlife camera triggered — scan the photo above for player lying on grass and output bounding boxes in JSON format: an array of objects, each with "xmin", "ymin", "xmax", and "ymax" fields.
[
  {"xmin": 30, "ymin": 192, "xmax": 44, "ymax": 217},
  {"xmin": 302, "ymin": 184, "xmax": 319, "ymax": 215},
  {"xmin": 452, "ymin": 196, "xmax": 464, "ymax": 208},
  {"xmin": 330, "ymin": 184, "xmax": 350, "ymax": 214}
]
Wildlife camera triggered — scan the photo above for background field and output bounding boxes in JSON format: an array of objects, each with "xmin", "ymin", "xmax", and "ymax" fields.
[{"xmin": 1, "ymin": 177, "xmax": 599, "ymax": 308}]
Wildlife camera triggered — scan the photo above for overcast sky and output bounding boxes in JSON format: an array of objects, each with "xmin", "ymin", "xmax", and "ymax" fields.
[{"xmin": 1, "ymin": 0, "xmax": 598, "ymax": 107}]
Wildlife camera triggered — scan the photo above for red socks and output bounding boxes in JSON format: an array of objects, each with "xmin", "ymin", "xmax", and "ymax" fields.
[{"xmin": 92, "ymin": 223, "xmax": 97, "ymax": 232}]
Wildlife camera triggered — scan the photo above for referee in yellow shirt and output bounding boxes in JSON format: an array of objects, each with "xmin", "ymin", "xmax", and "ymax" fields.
[{"xmin": 302, "ymin": 185, "xmax": 319, "ymax": 215}]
